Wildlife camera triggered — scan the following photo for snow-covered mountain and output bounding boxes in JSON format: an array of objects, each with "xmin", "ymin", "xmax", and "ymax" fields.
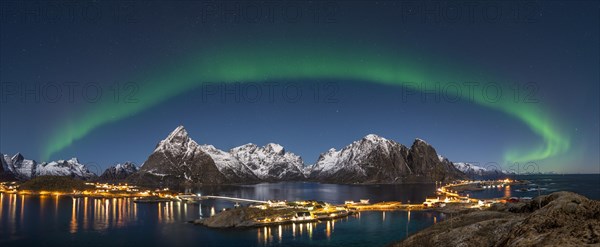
[
  {"xmin": 36, "ymin": 158, "xmax": 97, "ymax": 179},
  {"xmin": 453, "ymin": 162, "xmax": 487, "ymax": 175},
  {"xmin": 4, "ymin": 153, "xmax": 37, "ymax": 179},
  {"xmin": 99, "ymin": 162, "xmax": 139, "ymax": 181},
  {"xmin": 309, "ymin": 135, "xmax": 466, "ymax": 183},
  {"xmin": 453, "ymin": 162, "xmax": 508, "ymax": 178},
  {"xmin": 127, "ymin": 126, "xmax": 229, "ymax": 187},
  {"xmin": 309, "ymin": 134, "xmax": 408, "ymax": 183},
  {"xmin": 128, "ymin": 126, "xmax": 306, "ymax": 185},
  {"xmin": 127, "ymin": 130, "xmax": 464, "ymax": 184},
  {"xmin": 1, "ymin": 127, "xmax": 473, "ymax": 186},
  {"xmin": 0, "ymin": 153, "xmax": 96, "ymax": 180},
  {"xmin": 0, "ymin": 154, "xmax": 15, "ymax": 180},
  {"xmin": 198, "ymin": 144, "xmax": 259, "ymax": 183},
  {"xmin": 230, "ymin": 143, "xmax": 306, "ymax": 181}
]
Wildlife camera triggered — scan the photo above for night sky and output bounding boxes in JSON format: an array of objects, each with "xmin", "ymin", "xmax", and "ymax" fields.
[{"xmin": 0, "ymin": 1, "xmax": 598, "ymax": 174}]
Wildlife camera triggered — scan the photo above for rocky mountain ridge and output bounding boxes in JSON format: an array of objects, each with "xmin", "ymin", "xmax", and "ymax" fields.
[
  {"xmin": 0, "ymin": 153, "xmax": 96, "ymax": 180},
  {"xmin": 2, "ymin": 126, "xmax": 468, "ymax": 186},
  {"xmin": 309, "ymin": 135, "xmax": 466, "ymax": 183},
  {"xmin": 99, "ymin": 162, "xmax": 139, "ymax": 181}
]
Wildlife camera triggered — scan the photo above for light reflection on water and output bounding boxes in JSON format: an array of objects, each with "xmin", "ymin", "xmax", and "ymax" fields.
[
  {"xmin": 0, "ymin": 195, "xmax": 152, "ymax": 234},
  {"xmin": 0, "ymin": 194, "xmax": 3, "ymax": 221},
  {"xmin": 257, "ymin": 222, "xmax": 318, "ymax": 245},
  {"xmin": 251, "ymin": 210, "xmax": 431, "ymax": 246},
  {"xmin": 504, "ymin": 185, "xmax": 511, "ymax": 198},
  {"xmin": 70, "ymin": 198, "xmax": 77, "ymax": 234},
  {"xmin": 71, "ymin": 197, "xmax": 136, "ymax": 232},
  {"xmin": 0, "ymin": 182, "xmax": 449, "ymax": 246}
]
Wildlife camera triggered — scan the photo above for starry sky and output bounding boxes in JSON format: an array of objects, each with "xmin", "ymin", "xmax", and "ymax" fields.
[{"xmin": 0, "ymin": 1, "xmax": 598, "ymax": 174}]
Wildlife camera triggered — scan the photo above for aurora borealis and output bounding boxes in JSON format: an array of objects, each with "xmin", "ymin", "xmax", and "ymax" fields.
[
  {"xmin": 41, "ymin": 43, "xmax": 570, "ymax": 163},
  {"xmin": 1, "ymin": 0, "xmax": 598, "ymax": 173}
]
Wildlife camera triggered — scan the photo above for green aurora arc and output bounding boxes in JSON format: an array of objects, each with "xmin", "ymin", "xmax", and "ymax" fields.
[{"xmin": 42, "ymin": 43, "xmax": 570, "ymax": 163}]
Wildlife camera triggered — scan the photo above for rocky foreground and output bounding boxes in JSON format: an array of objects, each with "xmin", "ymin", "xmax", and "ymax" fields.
[{"xmin": 392, "ymin": 191, "xmax": 600, "ymax": 247}]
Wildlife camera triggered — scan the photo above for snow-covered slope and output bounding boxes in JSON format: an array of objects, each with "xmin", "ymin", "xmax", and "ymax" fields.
[
  {"xmin": 153, "ymin": 125, "xmax": 203, "ymax": 157},
  {"xmin": 0, "ymin": 153, "xmax": 96, "ymax": 180},
  {"xmin": 309, "ymin": 134, "xmax": 412, "ymax": 183},
  {"xmin": 6, "ymin": 153, "xmax": 38, "ymax": 179},
  {"xmin": 198, "ymin": 144, "xmax": 259, "ymax": 183},
  {"xmin": 454, "ymin": 162, "xmax": 487, "ymax": 175},
  {"xmin": 453, "ymin": 162, "xmax": 507, "ymax": 177},
  {"xmin": 230, "ymin": 143, "xmax": 306, "ymax": 181},
  {"xmin": 309, "ymin": 135, "xmax": 466, "ymax": 183},
  {"xmin": 115, "ymin": 162, "xmax": 138, "ymax": 173},
  {"xmin": 128, "ymin": 126, "xmax": 229, "ymax": 186},
  {"xmin": 36, "ymin": 158, "xmax": 97, "ymax": 179},
  {"xmin": 99, "ymin": 162, "xmax": 139, "ymax": 181},
  {"xmin": 129, "ymin": 126, "xmax": 306, "ymax": 184},
  {"xmin": 1, "ymin": 154, "xmax": 15, "ymax": 180}
]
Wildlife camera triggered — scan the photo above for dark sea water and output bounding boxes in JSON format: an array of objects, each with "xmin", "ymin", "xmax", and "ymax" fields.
[
  {"xmin": 1, "ymin": 175, "xmax": 598, "ymax": 247},
  {"xmin": 0, "ymin": 183, "xmax": 440, "ymax": 247},
  {"xmin": 465, "ymin": 174, "xmax": 600, "ymax": 200}
]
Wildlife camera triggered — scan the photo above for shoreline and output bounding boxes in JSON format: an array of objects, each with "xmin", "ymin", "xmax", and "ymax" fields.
[
  {"xmin": 191, "ymin": 179, "xmax": 545, "ymax": 229},
  {"xmin": 390, "ymin": 191, "xmax": 600, "ymax": 246}
]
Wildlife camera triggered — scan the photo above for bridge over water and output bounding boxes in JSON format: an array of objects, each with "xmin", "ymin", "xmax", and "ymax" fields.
[
  {"xmin": 177, "ymin": 194, "xmax": 268, "ymax": 204},
  {"xmin": 201, "ymin": 196, "xmax": 268, "ymax": 204}
]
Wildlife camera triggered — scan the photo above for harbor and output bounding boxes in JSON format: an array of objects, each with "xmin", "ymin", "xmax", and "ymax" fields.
[
  {"xmin": 189, "ymin": 178, "xmax": 532, "ymax": 228},
  {"xmin": 1, "ymin": 178, "xmax": 536, "ymax": 229}
]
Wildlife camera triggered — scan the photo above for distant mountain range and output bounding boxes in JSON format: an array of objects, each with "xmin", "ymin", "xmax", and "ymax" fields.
[
  {"xmin": 229, "ymin": 143, "xmax": 306, "ymax": 181},
  {"xmin": 126, "ymin": 126, "xmax": 308, "ymax": 187},
  {"xmin": 1, "ymin": 153, "xmax": 96, "ymax": 180},
  {"xmin": 1, "ymin": 125, "xmax": 492, "ymax": 185},
  {"xmin": 99, "ymin": 162, "xmax": 139, "ymax": 182},
  {"xmin": 452, "ymin": 162, "xmax": 516, "ymax": 178}
]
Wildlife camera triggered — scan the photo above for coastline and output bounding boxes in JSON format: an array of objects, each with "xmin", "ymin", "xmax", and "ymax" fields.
[{"xmin": 390, "ymin": 191, "xmax": 600, "ymax": 246}]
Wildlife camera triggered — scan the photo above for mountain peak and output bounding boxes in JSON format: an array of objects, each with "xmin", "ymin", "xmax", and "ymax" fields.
[
  {"xmin": 265, "ymin": 143, "xmax": 285, "ymax": 154},
  {"xmin": 99, "ymin": 162, "xmax": 138, "ymax": 181},
  {"xmin": 413, "ymin": 138, "xmax": 430, "ymax": 145},
  {"xmin": 115, "ymin": 162, "xmax": 137, "ymax": 171},
  {"xmin": 3, "ymin": 153, "xmax": 96, "ymax": 180},
  {"xmin": 229, "ymin": 142, "xmax": 305, "ymax": 181},
  {"xmin": 311, "ymin": 134, "xmax": 467, "ymax": 183},
  {"xmin": 11, "ymin": 152, "xmax": 24, "ymax": 162},
  {"xmin": 363, "ymin": 134, "xmax": 386, "ymax": 142},
  {"xmin": 166, "ymin": 125, "xmax": 188, "ymax": 141},
  {"xmin": 200, "ymin": 144, "xmax": 217, "ymax": 150},
  {"xmin": 135, "ymin": 126, "xmax": 229, "ymax": 186},
  {"xmin": 154, "ymin": 125, "xmax": 196, "ymax": 153}
]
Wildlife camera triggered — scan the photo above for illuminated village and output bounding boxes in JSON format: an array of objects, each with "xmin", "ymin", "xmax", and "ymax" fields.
[
  {"xmin": 0, "ymin": 178, "xmax": 531, "ymax": 228},
  {"xmin": 0, "ymin": 181, "xmax": 176, "ymax": 199}
]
